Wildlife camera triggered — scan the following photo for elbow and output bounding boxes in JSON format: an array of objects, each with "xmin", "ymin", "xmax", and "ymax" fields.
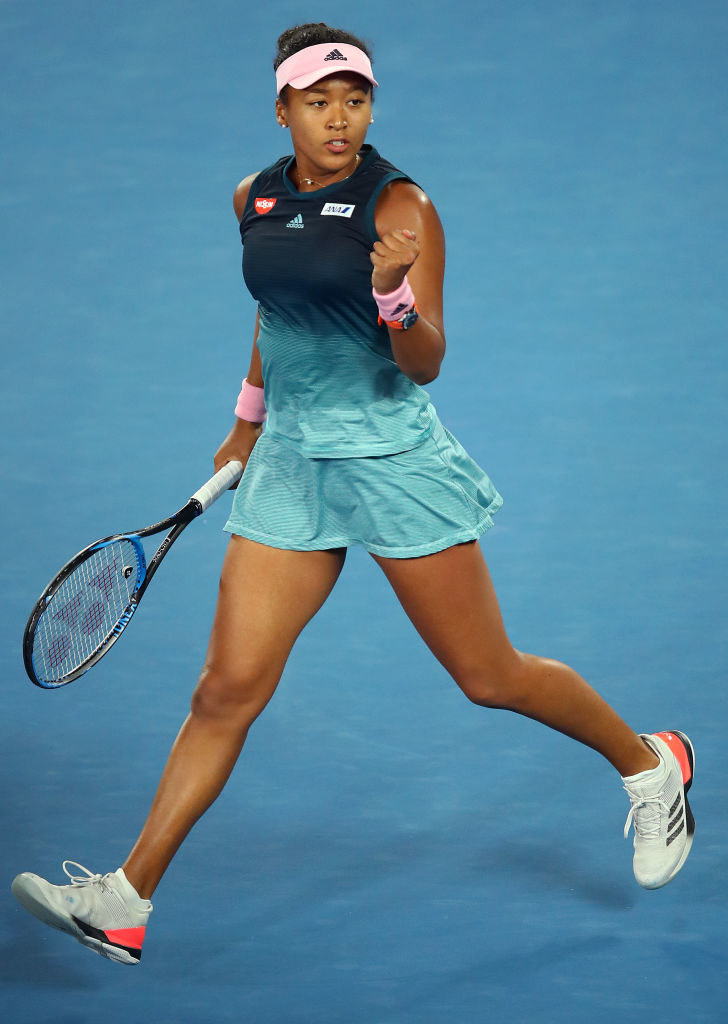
[
  {"xmin": 398, "ymin": 330, "xmax": 446, "ymax": 385},
  {"xmin": 410, "ymin": 367, "xmax": 441, "ymax": 385},
  {"xmin": 410, "ymin": 350, "xmax": 445, "ymax": 385}
]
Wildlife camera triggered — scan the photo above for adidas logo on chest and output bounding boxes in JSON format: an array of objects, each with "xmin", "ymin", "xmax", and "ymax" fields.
[{"xmin": 286, "ymin": 213, "xmax": 304, "ymax": 229}]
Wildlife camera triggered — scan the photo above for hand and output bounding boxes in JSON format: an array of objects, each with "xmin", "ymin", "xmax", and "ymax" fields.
[
  {"xmin": 370, "ymin": 228, "xmax": 420, "ymax": 294},
  {"xmin": 213, "ymin": 418, "xmax": 262, "ymax": 487}
]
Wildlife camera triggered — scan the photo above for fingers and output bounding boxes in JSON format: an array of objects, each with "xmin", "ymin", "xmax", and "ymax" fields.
[
  {"xmin": 214, "ymin": 453, "xmax": 247, "ymax": 489},
  {"xmin": 372, "ymin": 229, "xmax": 419, "ymax": 260},
  {"xmin": 370, "ymin": 228, "xmax": 421, "ymax": 294},
  {"xmin": 370, "ymin": 230, "xmax": 419, "ymax": 273}
]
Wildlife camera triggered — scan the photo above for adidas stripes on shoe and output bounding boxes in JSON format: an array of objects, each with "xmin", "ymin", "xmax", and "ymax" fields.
[
  {"xmin": 11, "ymin": 861, "xmax": 152, "ymax": 964},
  {"xmin": 622, "ymin": 730, "xmax": 695, "ymax": 889}
]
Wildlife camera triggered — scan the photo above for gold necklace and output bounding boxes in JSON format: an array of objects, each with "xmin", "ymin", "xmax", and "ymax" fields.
[{"xmin": 296, "ymin": 153, "xmax": 361, "ymax": 190}]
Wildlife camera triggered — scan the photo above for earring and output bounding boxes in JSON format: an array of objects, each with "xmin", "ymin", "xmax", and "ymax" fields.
[{"xmin": 369, "ymin": 118, "xmax": 374, "ymax": 124}]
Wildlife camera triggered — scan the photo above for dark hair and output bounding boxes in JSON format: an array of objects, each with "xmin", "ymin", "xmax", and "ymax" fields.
[{"xmin": 274, "ymin": 22, "xmax": 374, "ymax": 100}]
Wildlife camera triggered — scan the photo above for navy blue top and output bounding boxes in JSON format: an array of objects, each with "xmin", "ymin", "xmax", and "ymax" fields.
[{"xmin": 240, "ymin": 145, "xmax": 435, "ymax": 457}]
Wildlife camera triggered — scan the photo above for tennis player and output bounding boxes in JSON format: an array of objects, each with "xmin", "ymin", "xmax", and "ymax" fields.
[{"xmin": 12, "ymin": 22, "xmax": 695, "ymax": 965}]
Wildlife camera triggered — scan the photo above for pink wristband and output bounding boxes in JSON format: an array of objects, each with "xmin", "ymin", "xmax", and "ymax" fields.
[
  {"xmin": 234, "ymin": 378, "xmax": 267, "ymax": 422},
  {"xmin": 372, "ymin": 276, "xmax": 416, "ymax": 321}
]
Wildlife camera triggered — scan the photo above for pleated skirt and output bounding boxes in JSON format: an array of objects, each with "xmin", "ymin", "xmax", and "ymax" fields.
[{"xmin": 224, "ymin": 415, "xmax": 502, "ymax": 558}]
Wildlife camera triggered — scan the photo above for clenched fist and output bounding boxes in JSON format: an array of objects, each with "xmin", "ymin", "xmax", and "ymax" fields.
[{"xmin": 370, "ymin": 228, "xmax": 420, "ymax": 295}]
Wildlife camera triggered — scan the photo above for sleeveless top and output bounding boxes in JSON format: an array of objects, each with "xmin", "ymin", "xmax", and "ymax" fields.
[{"xmin": 239, "ymin": 145, "xmax": 435, "ymax": 458}]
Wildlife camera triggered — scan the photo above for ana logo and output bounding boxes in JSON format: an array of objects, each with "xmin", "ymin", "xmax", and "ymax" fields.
[
  {"xmin": 324, "ymin": 48, "xmax": 347, "ymax": 62},
  {"xmin": 320, "ymin": 203, "xmax": 355, "ymax": 218},
  {"xmin": 255, "ymin": 198, "xmax": 277, "ymax": 215}
]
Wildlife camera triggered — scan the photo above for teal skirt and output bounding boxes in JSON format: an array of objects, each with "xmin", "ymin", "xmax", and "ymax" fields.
[{"xmin": 224, "ymin": 415, "xmax": 502, "ymax": 558}]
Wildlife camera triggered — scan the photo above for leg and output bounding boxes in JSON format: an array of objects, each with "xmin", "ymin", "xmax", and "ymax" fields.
[
  {"xmin": 123, "ymin": 536, "xmax": 346, "ymax": 898},
  {"xmin": 370, "ymin": 541, "xmax": 658, "ymax": 777}
]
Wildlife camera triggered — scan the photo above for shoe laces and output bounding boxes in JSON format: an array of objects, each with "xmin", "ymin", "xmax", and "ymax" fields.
[
  {"xmin": 62, "ymin": 860, "xmax": 110, "ymax": 888},
  {"xmin": 61, "ymin": 860, "xmax": 151, "ymax": 919},
  {"xmin": 623, "ymin": 787, "xmax": 670, "ymax": 840}
]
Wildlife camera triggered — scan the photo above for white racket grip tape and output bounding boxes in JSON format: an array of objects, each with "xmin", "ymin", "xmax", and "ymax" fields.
[{"xmin": 190, "ymin": 460, "xmax": 243, "ymax": 512}]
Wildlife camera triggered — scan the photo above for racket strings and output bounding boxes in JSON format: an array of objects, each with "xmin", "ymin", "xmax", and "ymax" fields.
[{"xmin": 32, "ymin": 539, "xmax": 144, "ymax": 683}]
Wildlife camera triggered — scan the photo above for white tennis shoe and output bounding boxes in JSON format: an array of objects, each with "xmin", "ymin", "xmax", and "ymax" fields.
[
  {"xmin": 11, "ymin": 861, "xmax": 151, "ymax": 964},
  {"xmin": 622, "ymin": 731, "xmax": 695, "ymax": 889}
]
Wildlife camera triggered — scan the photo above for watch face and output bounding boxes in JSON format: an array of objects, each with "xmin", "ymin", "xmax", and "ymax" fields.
[{"xmin": 400, "ymin": 309, "xmax": 419, "ymax": 330}]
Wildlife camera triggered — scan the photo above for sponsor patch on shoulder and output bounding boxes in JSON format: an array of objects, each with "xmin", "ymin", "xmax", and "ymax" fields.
[
  {"xmin": 320, "ymin": 203, "xmax": 355, "ymax": 218},
  {"xmin": 255, "ymin": 198, "xmax": 277, "ymax": 214}
]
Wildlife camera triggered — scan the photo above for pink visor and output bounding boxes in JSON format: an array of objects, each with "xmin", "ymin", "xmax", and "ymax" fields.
[{"xmin": 275, "ymin": 43, "xmax": 378, "ymax": 94}]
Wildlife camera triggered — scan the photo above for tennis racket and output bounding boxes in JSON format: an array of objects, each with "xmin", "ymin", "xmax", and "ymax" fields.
[{"xmin": 23, "ymin": 461, "xmax": 243, "ymax": 689}]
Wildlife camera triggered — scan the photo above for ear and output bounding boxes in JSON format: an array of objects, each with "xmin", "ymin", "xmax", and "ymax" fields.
[{"xmin": 275, "ymin": 96, "xmax": 288, "ymax": 128}]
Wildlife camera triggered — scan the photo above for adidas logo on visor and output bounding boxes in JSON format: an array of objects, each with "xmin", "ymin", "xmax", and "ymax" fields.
[
  {"xmin": 324, "ymin": 49, "xmax": 347, "ymax": 61},
  {"xmin": 286, "ymin": 213, "xmax": 304, "ymax": 229}
]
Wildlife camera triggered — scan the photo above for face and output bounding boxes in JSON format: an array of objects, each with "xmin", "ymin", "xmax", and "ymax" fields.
[{"xmin": 276, "ymin": 72, "xmax": 373, "ymax": 178}]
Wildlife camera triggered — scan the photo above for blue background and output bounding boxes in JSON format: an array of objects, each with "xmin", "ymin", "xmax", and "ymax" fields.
[{"xmin": 1, "ymin": 1, "xmax": 726, "ymax": 1021}]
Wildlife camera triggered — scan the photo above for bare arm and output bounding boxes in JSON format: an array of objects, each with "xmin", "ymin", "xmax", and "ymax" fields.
[
  {"xmin": 213, "ymin": 174, "xmax": 264, "ymax": 476},
  {"xmin": 372, "ymin": 182, "xmax": 446, "ymax": 385}
]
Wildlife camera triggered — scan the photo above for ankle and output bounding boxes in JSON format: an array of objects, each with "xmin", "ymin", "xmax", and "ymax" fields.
[
  {"xmin": 622, "ymin": 737, "xmax": 660, "ymax": 778},
  {"xmin": 121, "ymin": 862, "xmax": 155, "ymax": 901}
]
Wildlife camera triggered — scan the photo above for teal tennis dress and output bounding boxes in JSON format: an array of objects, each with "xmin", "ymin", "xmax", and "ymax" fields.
[{"xmin": 225, "ymin": 145, "xmax": 502, "ymax": 557}]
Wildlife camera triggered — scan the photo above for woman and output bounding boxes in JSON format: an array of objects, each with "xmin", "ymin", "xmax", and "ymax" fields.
[{"xmin": 12, "ymin": 22, "xmax": 695, "ymax": 966}]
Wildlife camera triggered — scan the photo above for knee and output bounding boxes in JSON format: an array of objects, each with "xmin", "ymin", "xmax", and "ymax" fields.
[
  {"xmin": 455, "ymin": 647, "xmax": 527, "ymax": 709},
  {"xmin": 190, "ymin": 661, "xmax": 276, "ymax": 726}
]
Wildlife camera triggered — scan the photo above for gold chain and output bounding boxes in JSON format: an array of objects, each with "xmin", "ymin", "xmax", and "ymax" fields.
[{"xmin": 296, "ymin": 153, "xmax": 361, "ymax": 191}]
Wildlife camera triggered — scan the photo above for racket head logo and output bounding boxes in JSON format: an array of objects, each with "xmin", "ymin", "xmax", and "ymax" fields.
[
  {"xmin": 46, "ymin": 634, "xmax": 71, "ymax": 670},
  {"xmin": 24, "ymin": 535, "xmax": 147, "ymax": 687},
  {"xmin": 255, "ymin": 198, "xmax": 277, "ymax": 215},
  {"xmin": 23, "ymin": 462, "xmax": 236, "ymax": 688}
]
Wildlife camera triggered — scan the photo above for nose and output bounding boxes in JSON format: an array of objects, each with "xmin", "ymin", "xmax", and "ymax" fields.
[{"xmin": 328, "ymin": 107, "xmax": 347, "ymax": 130}]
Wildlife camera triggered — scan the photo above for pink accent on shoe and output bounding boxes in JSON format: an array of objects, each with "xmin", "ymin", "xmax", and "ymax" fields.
[
  {"xmin": 104, "ymin": 926, "xmax": 146, "ymax": 950},
  {"xmin": 654, "ymin": 731, "xmax": 692, "ymax": 784}
]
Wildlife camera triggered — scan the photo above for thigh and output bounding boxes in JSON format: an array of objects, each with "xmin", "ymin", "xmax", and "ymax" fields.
[
  {"xmin": 204, "ymin": 535, "xmax": 346, "ymax": 690},
  {"xmin": 370, "ymin": 541, "xmax": 516, "ymax": 681}
]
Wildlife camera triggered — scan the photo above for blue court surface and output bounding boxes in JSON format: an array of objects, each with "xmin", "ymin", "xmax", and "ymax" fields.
[{"xmin": 1, "ymin": 1, "xmax": 726, "ymax": 1021}]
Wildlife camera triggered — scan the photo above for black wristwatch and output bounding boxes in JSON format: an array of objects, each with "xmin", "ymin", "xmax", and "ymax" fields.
[
  {"xmin": 398, "ymin": 306, "xmax": 419, "ymax": 330},
  {"xmin": 386, "ymin": 304, "xmax": 419, "ymax": 331}
]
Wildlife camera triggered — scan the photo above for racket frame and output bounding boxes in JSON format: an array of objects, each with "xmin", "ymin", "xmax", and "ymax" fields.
[
  {"xmin": 22, "ymin": 459, "xmax": 242, "ymax": 688},
  {"xmin": 23, "ymin": 498, "xmax": 202, "ymax": 688}
]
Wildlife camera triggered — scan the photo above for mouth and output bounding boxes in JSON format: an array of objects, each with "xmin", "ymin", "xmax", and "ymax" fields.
[{"xmin": 325, "ymin": 138, "xmax": 350, "ymax": 153}]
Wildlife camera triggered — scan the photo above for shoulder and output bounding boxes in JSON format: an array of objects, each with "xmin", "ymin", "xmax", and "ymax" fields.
[
  {"xmin": 233, "ymin": 155, "xmax": 292, "ymax": 222},
  {"xmin": 233, "ymin": 172, "xmax": 260, "ymax": 222},
  {"xmin": 376, "ymin": 179, "xmax": 434, "ymax": 218},
  {"xmin": 374, "ymin": 180, "xmax": 444, "ymax": 245}
]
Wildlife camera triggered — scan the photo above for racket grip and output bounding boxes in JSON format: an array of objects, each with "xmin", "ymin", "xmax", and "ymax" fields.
[{"xmin": 190, "ymin": 461, "xmax": 243, "ymax": 512}]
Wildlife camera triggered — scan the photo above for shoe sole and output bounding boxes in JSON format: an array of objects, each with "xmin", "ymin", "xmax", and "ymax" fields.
[
  {"xmin": 642, "ymin": 730, "xmax": 695, "ymax": 889},
  {"xmin": 11, "ymin": 875, "xmax": 139, "ymax": 965}
]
